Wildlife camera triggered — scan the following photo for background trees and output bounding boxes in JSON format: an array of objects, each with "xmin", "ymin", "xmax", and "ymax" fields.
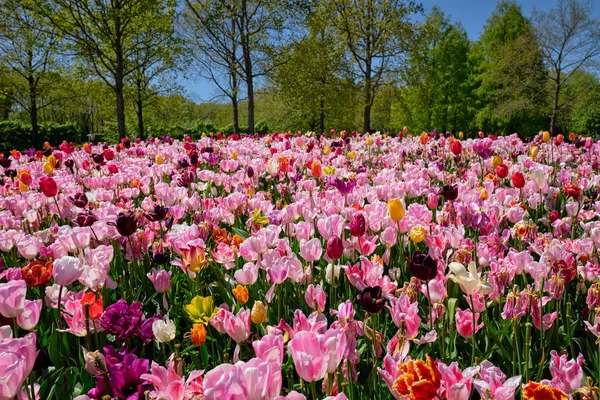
[{"xmin": 0, "ymin": 0, "xmax": 599, "ymax": 148}]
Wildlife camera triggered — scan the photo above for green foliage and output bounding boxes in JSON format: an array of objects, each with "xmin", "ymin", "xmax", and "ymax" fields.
[{"xmin": 0, "ymin": 120, "xmax": 86, "ymax": 152}]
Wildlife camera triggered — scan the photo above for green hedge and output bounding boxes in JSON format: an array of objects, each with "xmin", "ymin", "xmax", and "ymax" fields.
[{"xmin": 0, "ymin": 121, "xmax": 88, "ymax": 153}]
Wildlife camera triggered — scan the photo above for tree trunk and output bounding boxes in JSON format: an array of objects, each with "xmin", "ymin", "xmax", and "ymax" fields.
[
  {"xmin": 231, "ymin": 16, "xmax": 239, "ymax": 134},
  {"xmin": 320, "ymin": 96, "xmax": 325, "ymax": 134},
  {"xmin": 240, "ymin": 0, "xmax": 254, "ymax": 134},
  {"xmin": 29, "ymin": 78, "xmax": 39, "ymax": 149},
  {"xmin": 136, "ymin": 78, "xmax": 144, "ymax": 140},
  {"xmin": 550, "ymin": 75, "xmax": 561, "ymax": 134},
  {"xmin": 114, "ymin": 13, "xmax": 126, "ymax": 140},
  {"xmin": 363, "ymin": 76, "xmax": 372, "ymax": 133}
]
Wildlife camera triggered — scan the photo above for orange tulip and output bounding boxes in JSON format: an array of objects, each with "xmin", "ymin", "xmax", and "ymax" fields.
[
  {"xmin": 81, "ymin": 292, "xmax": 104, "ymax": 319},
  {"xmin": 21, "ymin": 260, "xmax": 53, "ymax": 287},
  {"xmin": 232, "ymin": 285, "xmax": 249, "ymax": 304},
  {"xmin": 522, "ymin": 381, "xmax": 568, "ymax": 400},
  {"xmin": 18, "ymin": 170, "xmax": 32, "ymax": 185},
  {"xmin": 393, "ymin": 355, "xmax": 442, "ymax": 400},
  {"xmin": 190, "ymin": 324, "xmax": 207, "ymax": 346}
]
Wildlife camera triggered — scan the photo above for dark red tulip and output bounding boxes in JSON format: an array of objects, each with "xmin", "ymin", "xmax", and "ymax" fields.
[
  {"xmin": 145, "ymin": 205, "xmax": 168, "ymax": 222},
  {"xmin": 549, "ymin": 210, "xmax": 560, "ymax": 223},
  {"xmin": 326, "ymin": 236, "xmax": 343, "ymax": 260},
  {"xmin": 112, "ymin": 212, "xmax": 137, "ymax": 236},
  {"xmin": 75, "ymin": 211, "xmax": 97, "ymax": 227},
  {"xmin": 441, "ymin": 184, "xmax": 458, "ymax": 201},
  {"xmin": 357, "ymin": 286, "xmax": 385, "ymax": 314},
  {"xmin": 69, "ymin": 193, "xmax": 88, "ymax": 208},
  {"xmin": 407, "ymin": 252, "xmax": 438, "ymax": 281},
  {"xmin": 39, "ymin": 176, "xmax": 57, "ymax": 197},
  {"xmin": 349, "ymin": 213, "xmax": 366, "ymax": 237}
]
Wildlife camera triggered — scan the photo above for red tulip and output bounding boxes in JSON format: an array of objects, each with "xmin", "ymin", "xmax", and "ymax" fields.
[
  {"xmin": 108, "ymin": 165, "xmax": 118, "ymax": 174},
  {"xmin": 349, "ymin": 213, "xmax": 366, "ymax": 237},
  {"xmin": 511, "ymin": 171, "xmax": 525, "ymax": 188},
  {"xmin": 450, "ymin": 140, "xmax": 462, "ymax": 156},
  {"xmin": 549, "ymin": 210, "xmax": 560, "ymax": 223},
  {"xmin": 496, "ymin": 164, "xmax": 509, "ymax": 179},
  {"xmin": 39, "ymin": 176, "xmax": 57, "ymax": 197}
]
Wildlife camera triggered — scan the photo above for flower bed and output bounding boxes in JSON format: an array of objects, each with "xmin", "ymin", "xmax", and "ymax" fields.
[{"xmin": 0, "ymin": 131, "xmax": 595, "ymax": 399}]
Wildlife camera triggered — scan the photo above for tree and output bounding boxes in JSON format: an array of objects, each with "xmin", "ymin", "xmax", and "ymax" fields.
[
  {"xmin": 533, "ymin": 0, "xmax": 600, "ymax": 133},
  {"xmin": 331, "ymin": 0, "xmax": 422, "ymax": 133},
  {"xmin": 184, "ymin": 0, "xmax": 243, "ymax": 133},
  {"xmin": 472, "ymin": 0, "xmax": 548, "ymax": 135},
  {"xmin": 0, "ymin": 0, "xmax": 61, "ymax": 147},
  {"xmin": 126, "ymin": 4, "xmax": 181, "ymax": 139},
  {"xmin": 392, "ymin": 8, "xmax": 473, "ymax": 133},
  {"xmin": 33, "ymin": 0, "xmax": 178, "ymax": 140}
]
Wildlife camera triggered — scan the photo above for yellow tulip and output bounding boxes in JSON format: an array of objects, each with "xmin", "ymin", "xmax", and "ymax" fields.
[
  {"xmin": 323, "ymin": 145, "xmax": 331, "ymax": 155},
  {"xmin": 323, "ymin": 166, "xmax": 335, "ymax": 175},
  {"xmin": 530, "ymin": 146, "xmax": 539, "ymax": 159},
  {"xmin": 19, "ymin": 182, "xmax": 29, "ymax": 192},
  {"xmin": 43, "ymin": 162, "xmax": 54, "ymax": 174},
  {"xmin": 155, "ymin": 155, "xmax": 164, "ymax": 165},
  {"xmin": 232, "ymin": 151, "xmax": 238, "ymax": 160},
  {"xmin": 47, "ymin": 154, "xmax": 57, "ymax": 167},
  {"xmin": 251, "ymin": 300, "xmax": 268, "ymax": 324},
  {"xmin": 492, "ymin": 156, "xmax": 502, "ymax": 169},
  {"xmin": 348, "ymin": 151, "xmax": 356, "ymax": 160},
  {"xmin": 458, "ymin": 131, "xmax": 464, "ymax": 139},
  {"xmin": 184, "ymin": 296, "xmax": 218, "ymax": 324},
  {"xmin": 409, "ymin": 225, "xmax": 426, "ymax": 243},
  {"xmin": 366, "ymin": 137, "xmax": 373, "ymax": 146},
  {"xmin": 388, "ymin": 198, "xmax": 405, "ymax": 222},
  {"xmin": 542, "ymin": 131, "xmax": 550, "ymax": 143},
  {"xmin": 251, "ymin": 209, "xmax": 269, "ymax": 226}
]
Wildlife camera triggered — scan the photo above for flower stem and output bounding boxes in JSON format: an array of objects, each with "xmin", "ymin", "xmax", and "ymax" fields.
[{"xmin": 469, "ymin": 294, "xmax": 476, "ymax": 365}]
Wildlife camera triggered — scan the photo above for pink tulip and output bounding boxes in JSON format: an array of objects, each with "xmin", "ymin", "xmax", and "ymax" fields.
[
  {"xmin": 0, "ymin": 352, "xmax": 28, "ymax": 399},
  {"xmin": 0, "ymin": 280, "xmax": 27, "ymax": 318},
  {"xmin": 253, "ymin": 334, "xmax": 284, "ymax": 364},
  {"xmin": 288, "ymin": 331, "xmax": 328, "ymax": 382},
  {"xmin": 299, "ymin": 239, "xmax": 322, "ymax": 262},
  {"xmin": 275, "ymin": 391, "xmax": 306, "ymax": 400},
  {"xmin": 214, "ymin": 308, "xmax": 251, "ymax": 344},
  {"xmin": 0, "ymin": 333, "xmax": 38, "ymax": 384},
  {"xmin": 438, "ymin": 362, "xmax": 478, "ymax": 400},
  {"xmin": 473, "ymin": 361, "xmax": 521, "ymax": 400},
  {"xmin": 542, "ymin": 350, "xmax": 583, "ymax": 393},
  {"xmin": 204, "ymin": 358, "xmax": 282, "ymax": 400},
  {"xmin": 16, "ymin": 300, "xmax": 42, "ymax": 331},
  {"xmin": 234, "ymin": 263, "xmax": 259, "ymax": 285},
  {"xmin": 53, "ymin": 256, "xmax": 84, "ymax": 286},
  {"xmin": 304, "ymin": 284, "xmax": 326, "ymax": 312},
  {"xmin": 455, "ymin": 308, "xmax": 483, "ymax": 338},
  {"xmin": 146, "ymin": 268, "xmax": 172, "ymax": 293}
]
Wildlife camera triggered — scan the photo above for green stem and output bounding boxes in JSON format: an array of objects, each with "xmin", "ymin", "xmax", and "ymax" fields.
[
  {"xmin": 469, "ymin": 294, "xmax": 476, "ymax": 365},
  {"xmin": 311, "ymin": 380, "xmax": 317, "ymax": 400}
]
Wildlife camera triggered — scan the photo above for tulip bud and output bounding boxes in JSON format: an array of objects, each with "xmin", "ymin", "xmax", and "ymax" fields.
[
  {"xmin": 409, "ymin": 225, "xmax": 426, "ymax": 243},
  {"xmin": 251, "ymin": 300, "xmax": 268, "ymax": 324},
  {"xmin": 450, "ymin": 140, "xmax": 462, "ymax": 156},
  {"xmin": 349, "ymin": 213, "xmax": 366, "ymax": 237},
  {"xmin": 496, "ymin": 163, "xmax": 509, "ymax": 179},
  {"xmin": 326, "ymin": 236, "xmax": 343, "ymax": 260},
  {"xmin": 511, "ymin": 171, "xmax": 525, "ymax": 188},
  {"xmin": 191, "ymin": 323, "xmax": 207, "ymax": 346},
  {"xmin": 542, "ymin": 131, "xmax": 551, "ymax": 142},
  {"xmin": 530, "ymin": 146, "xmax": 539, "ymax": 159}
]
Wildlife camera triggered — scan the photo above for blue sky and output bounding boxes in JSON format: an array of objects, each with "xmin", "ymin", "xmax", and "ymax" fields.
[{"xmin": 180, "ymin": 0, "xmax": 557, "ymax": 102}]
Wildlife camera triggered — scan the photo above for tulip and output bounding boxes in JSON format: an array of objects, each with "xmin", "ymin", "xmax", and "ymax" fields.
[
  {"xmin": 407, "ymin": 252, "xmax": 437, "ymax": 281},
  {"xmin": 542, "ymin": 131, "xmax": 551, "ymax": 142},
  {"xmin": 0, "ymin": 280, "xmax": 27, "ymax": 318},
  {"xmin": 310, "ymin": 160, "xmax": 322, "ymax": 178},
  {"xmin": 152, "ymin": 317, "xmax": 176, "ymax": 343},
  {"xmin": 448, "ymin": 262, "xmax": 480, "ymax": 296},
  {"xmin": 491, "ymin": 155, "xmax": 502, "ymax": 168},
  {"xmin": 288, "ymin": 331, "xmax": 329, "ymax": 382},
  {"xmin": 392, "ymin": 356, "xmax": 442, "ymax": 400},
  {"xmin": 441, "ymin": 184, "xmax": 458, "ymax": 201},
  {"xmin": 21, "ymin": 260, "xmax": 53, "ymax": 287},
  {"xmin": 112, "ymin": 212, "xmax": 137, "ymax": 236},
  {"xmin": 409, "ymin": 225, "xmax": 425, "ymax": 243},
  {"xmin": 496, "ymin": 163, "xmax": 509, "ymax": 179},
  {"xmin": 304, "ymin": 284, "xmax": 326, "ymax": 312},
  {"xmin": 388, "ymin": 198, "xmax": 404, "ymax": 222},
  {"xmin": 17, "ymin": 170, "xmax": 31, "ymax": 185},
  {"xmin": 522, "ymin": 381, "xmax": 568, "ymax": 400},
  {"xmin": 81, "ymin": 292, "xmax": 103, "ymax": 320},
  {"xmin": 53, "ymin": 256, "xmax": 84, "ymax": 286},
  {"xmin": 326, "ymin": 236, "xmax": 343, "ymax": 260},
  {"xmin": 349, "ymin": 213, "xmax": 366, "ymax": 237},
  {"xmin": 232, "ymin": 285, "xmax": 249, "ymax": 304},
  {"xmin": 146, "ymin": 268, "xmax": 171, "ymax": 293},
  {"xmin": 357, "ymin": 286, "xmax": 385, "ymax": 314},
  {"xmin": 450, "ymin": 140, "xmax": 462, "ymax": 155},
  {"xmin": 251, "ymin": 300, "xmax": 268, "ymax": 324},
  {"xmin": 455, "ymin": 308, "xmax": 483, "ymax": 338},
  {"xmin": 530, "ymin": 146, "xmax": 539, "ymax": 159},
  {"xmin": 253, "ymin": 334, "xmax": 285, "ymax": 364},
  {"xmin": 39, "ymin": 176, "xmax": 57, "ymax": 197},
  {"xmin": 180, "ymin": 241, "xmax": 208, "ymax": 273},
  {"xmin": 191, "ymin": 323, "xmax": 207, "ymax": 346},
  {"xmin": 185, "ymin": 296, "xmax": 218, "ymax": 324},
  {"xmin": 16, "ymin": 300, "xmax": 42, "ymax": 331},
  {"xmin": 511, "ymin": 171, "xmax": 525, "ymax": 188}
]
